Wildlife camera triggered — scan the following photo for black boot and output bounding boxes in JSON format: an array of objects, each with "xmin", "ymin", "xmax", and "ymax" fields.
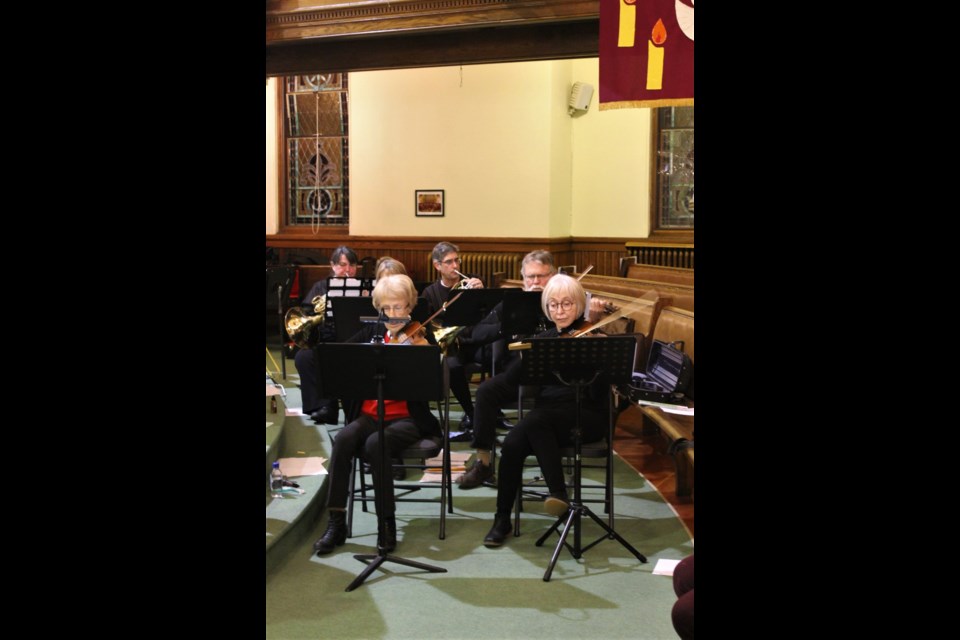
[
  {"xmin": 313, "ymin": 510, "xmax": 347, "ymax": 555},
  {"xmin": 483, "ymin": 512, "xmax": 512, "ymax": 547},
  {"xmin": 378, "ymin": 516, "xmax": 397, "ymax": 552}
]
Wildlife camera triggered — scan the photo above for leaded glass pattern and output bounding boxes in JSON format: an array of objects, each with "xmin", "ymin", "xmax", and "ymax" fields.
[
  {"xmin": 655, "ymin": 107, "xmax": 694, "ymax": 229},
  {"xmin": 284, "ymin": 74, "xmax": 349, "ymax": 226}
]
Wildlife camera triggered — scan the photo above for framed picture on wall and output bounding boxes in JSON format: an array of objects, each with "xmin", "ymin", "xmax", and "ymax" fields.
[{"xmin": 415, "ymin": 190, "xmax": 445, "ymax": 217}]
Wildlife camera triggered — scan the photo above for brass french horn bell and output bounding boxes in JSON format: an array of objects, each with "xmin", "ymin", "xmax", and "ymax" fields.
[
  {"xmin": 284, "ymin": 294, "xmax": 327, "ymax": 349},
  {"xmin": 432, "ymin": 323, "xmax": 466, "ymax": 355}
]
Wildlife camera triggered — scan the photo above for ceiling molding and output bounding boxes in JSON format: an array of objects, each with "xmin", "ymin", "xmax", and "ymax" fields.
[{"xmin": 267, "ymin": 0, "xmax": 599, "ymax": 43}]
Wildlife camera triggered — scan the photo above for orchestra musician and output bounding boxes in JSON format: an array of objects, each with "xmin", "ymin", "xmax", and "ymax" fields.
[
  {"xmin": 458, "ymin": 251, "xmax": 609, "ymax": 490},
  {"xmin": 456, "ymin": 249, "xmax": 556, "ymax": 488},
  {"xmin": 480, "ymin": 274, "xmax": 612, "ymax": 547},
  {"xmin": 294, "ymin": 245, "xmax": 359, "ymax": 425},
  {"xmin": 313, "ymin": 274, "xmax": 441, "ymax": 556},
  {"xmin": 422, "ymin": 242, "xmax": 484, "ymax": 434}
]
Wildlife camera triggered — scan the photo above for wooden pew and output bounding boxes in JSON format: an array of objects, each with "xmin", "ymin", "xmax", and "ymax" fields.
[
  {"xmin": 624, "ymin": 262, "xmax": 695, "ymax": 287},
  {"xmin": 296, "ymin": 265, "xmax": 334, "ymax": 301},
  {"xmin": 577, "ymin": 273, "xmax": 694, "ymax": 312}
]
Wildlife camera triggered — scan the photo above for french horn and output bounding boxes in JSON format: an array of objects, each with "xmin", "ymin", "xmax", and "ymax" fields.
[{"xmin": 284, "ymin": 294, "xmax": 326, "ymax": 349}]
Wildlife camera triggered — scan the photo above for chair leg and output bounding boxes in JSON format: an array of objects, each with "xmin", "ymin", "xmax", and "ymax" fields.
[{"xmin": 346, "ymin": 458, "xmax": 356, "ymax": 538}]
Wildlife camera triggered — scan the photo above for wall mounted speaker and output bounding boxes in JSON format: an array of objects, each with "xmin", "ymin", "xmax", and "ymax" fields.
[{"xmin": 568, "ymin": 82, "xmax": 594, "ymax": 116}]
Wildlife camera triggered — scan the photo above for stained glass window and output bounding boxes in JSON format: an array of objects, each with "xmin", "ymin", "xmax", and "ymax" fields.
[
  {"xmin": 654, "ymin": 107, "xmax": 694, "ymax": 229},
  {"xmin": 284, "ymin": 74, "xmax": 349, "ymax": 227}
]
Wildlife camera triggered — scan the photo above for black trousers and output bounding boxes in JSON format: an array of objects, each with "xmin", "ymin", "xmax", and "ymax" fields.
[
  {"xmin": 325, "ymin": 414, "xmax": 422, "ymax": 516},
  {"xmin": 294, "ymin": 348, "xmax": 337, "ymax": 415}
]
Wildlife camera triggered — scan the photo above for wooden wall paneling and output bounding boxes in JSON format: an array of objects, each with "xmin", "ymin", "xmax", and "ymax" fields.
[{"xmin": 267, "ymin": 235, "xmax": 635, "ymax": 282}]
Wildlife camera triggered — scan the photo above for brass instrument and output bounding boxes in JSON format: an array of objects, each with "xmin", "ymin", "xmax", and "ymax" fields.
[
  {"xmin": 432, "ymin": 322, "xmax": 467, "ymax": 355},
  {"xmin": 452, "ymin": 269, "xmax": 474, "ymax": 290},
  {"xmin": 284, "ymin": 294, "xmax": 327, "ymax": 348}
]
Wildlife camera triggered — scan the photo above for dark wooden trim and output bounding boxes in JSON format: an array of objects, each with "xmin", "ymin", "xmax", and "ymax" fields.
[
  {"xmin": 267, "ymin": 19, "xmax": 599, "ymax": 76},
  {"xmin": 629, "ymin": 231, "xmax": 694, "ymax": 246},
  {"xmin": 267, "ymin": 0, "xmax": 599, "ymax": 44}
]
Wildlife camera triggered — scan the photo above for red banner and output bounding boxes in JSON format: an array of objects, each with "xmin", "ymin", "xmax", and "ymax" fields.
[{"xmin": 599, "ymin": 0, "xmax": 694, "ymax": 109}]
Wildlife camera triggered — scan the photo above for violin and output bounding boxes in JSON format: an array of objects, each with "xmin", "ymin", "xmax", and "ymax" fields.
[
  {"xmin": 393, "ymin": 291, "xmax": 464, "ymax": 345},
  {"xmin": 577, "ymin": 266, "xmax": 617, "ymax": 314}
]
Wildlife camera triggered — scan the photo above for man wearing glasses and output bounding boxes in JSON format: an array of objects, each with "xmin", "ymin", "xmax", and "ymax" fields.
[
  {"xmin": 422, "ymin": 242, "xmax": 486, "ymax": 435},
  {"xmin": 457, "ymin": 250, "xmax": 557, "ymax": 488}
]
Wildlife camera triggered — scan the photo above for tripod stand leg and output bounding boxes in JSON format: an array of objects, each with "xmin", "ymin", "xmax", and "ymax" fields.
[
  {"xmin": 542, "ymin": 508, "xmax": 578, "ymax": 582},
  {"xmin": 347, "ymin": 552, "xmax": 448, "ymax": 592},
  {"xmin": 535, "ymin": 516, "xmax": 565, "ymax": 547},
  {"xmin": 579, "ymin": 506, "xmax": 648, "ymax": 562}
]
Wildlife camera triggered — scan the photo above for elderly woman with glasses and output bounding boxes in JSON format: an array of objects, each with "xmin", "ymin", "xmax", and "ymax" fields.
[
  {"xmin": 313, "ymin": 274, "xmax": 441, "ymax": 556},
  {"xmin": 481, "ymin": 273, "xmax": 613, "ymax": 547}
]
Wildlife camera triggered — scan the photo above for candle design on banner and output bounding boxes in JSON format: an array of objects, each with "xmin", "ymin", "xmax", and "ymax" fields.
[
  {"xmin": 646, "ymin": 18, "xmax": 667, "ymax": 90},
  {"xmin": 618, "ymin": 0, "xmax": 637, "ymax": 47}
]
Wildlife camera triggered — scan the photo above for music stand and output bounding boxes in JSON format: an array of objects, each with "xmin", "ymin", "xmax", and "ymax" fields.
[
  {"xmin": 266, "ymin": 266, "xmax": 295, "ymax": 379},
  {"xmin": 500, "ymin": 290, "xmax": 545, "ymax": 338},
  {"xmin": 516, "ymin": 335, "xmax": 647, "ymax": 581},
  {"xmin": 436, "ymin": 289, "xmax": 506, "ymax": 327},
  {"xmin": 315, "ymin": 342, "xmax": 448, "ymax": 592},
  {"xmin": 333, "ymin": 298, "xmax": 431, "ymax": 343}
]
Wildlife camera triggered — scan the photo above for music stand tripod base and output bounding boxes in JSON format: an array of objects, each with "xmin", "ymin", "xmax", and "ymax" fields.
[{"xmin": 516, "ymin": 336, "xmax": 648, "ymax": 582}]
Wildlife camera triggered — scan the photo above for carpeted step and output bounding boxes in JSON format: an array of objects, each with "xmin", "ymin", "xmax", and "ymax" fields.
[{"xmin": 266, "ymin": 385, "xmax": 336, "ymax": 574}]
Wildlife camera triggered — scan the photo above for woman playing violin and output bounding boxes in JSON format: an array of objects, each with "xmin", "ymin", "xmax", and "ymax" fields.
[
  {"xmin": 482, "ymin": 273, "xmax": 611, "ymax": 547},
  {"xmin": 313, "ymin": 274, "xmax": 441, "ymax": 556}
]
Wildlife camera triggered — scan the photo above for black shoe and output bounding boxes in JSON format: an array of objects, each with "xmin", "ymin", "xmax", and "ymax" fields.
[
  {"xmin": 392, "ymin": 458, "xmax": 406, "ymax": 481},
  {"xmin": 483, "ymin": 513, "xmax": 512, "ymax": 547},
  {"xmin": 544, "ymin": 492, "xmax": 571, "ymax": 517},
  {"xmin": 459, "ymin": 414, "xmax": 473, "ymax": 431},
  {"xmin": 310, "ymin": 403, "xmax": 339, "ymax": 425},
  {"xmin": 314, "ymin": 510, "xmax": 348, "ymax": 555},
  {"xmin": 449, "ymin": 430, "xmax": 474, "ymax": 443},
  {"xmin": 378, "ymin": 516, "xmax": 397, "ymax": 552},
  {"xmin": 496, "ymin": 416, "xmax": 515, "ymax": 430},
  {"xmin": 458, "ymin": 459, "xmax": 495, "ymax": 489}
]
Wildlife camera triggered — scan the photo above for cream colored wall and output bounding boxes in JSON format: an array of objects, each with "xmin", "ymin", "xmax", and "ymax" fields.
[
  {"xmin": 547, "ymin": 62, "xmax": 574, "ymax": 237},
  {"xmin": 266, "ymin": 60, "xmax": 653, "ymax": 239},
  {"xmin": 570, "ymin": 59, "xmax": 650, "ymax": 238},
  {"xmin": 266, "ymin": 78, "xmax": 279, "ymax": 235},
  {"xmin": 348, "ymin": 62, "xmax": 561, "ymax": 237}
]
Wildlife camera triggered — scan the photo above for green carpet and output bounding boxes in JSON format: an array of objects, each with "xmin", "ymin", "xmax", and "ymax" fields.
[
  {"xmin": 266, "ymin": 351, "xmax": 693, "ymax": 639},
  {"xmin": 266, "ymin": 360, "xmax": 693, "ymax": 640}
]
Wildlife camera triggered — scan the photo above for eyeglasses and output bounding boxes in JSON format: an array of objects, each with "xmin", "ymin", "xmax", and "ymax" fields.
[
  {"xmin": 523, "ymin": 272, "xmax": 551, "ymax": 280},
  {"xmin": 547, "ymin": 300, "xmax": 575, "ymax": 312},
  {"xmin": 440, "ymin": 257, "xmax": 460, "ymax": 265}
]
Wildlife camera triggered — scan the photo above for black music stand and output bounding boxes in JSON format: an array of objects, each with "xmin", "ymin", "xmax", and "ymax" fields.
[
  {"xmin": 315, "ymin": 342, "xmax": 448, "ymax": 592},
  {"xmin": 516, "ymin": 335, "xmax": 647, "ymax": 581},
  {"xmin": 436, "ymin": 289, "xmax": 506, "ymax": 327},
  {"xmin": 501, "ymin": 290, "xmax": 546, "ymax": 338},
  {"xmin": 333, "ymin": 298, "xmax": 431, "ymax": 343},
  {"xmin": 266, "ymin": 266, "xmax": 295, "ymax": 379}
]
